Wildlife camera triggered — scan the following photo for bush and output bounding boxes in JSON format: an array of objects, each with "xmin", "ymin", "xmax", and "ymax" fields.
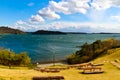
[
  {"xmin": 67, "ymin": 39, "xmax": 120, "ymax": 64},
  {"xmin": 0, "ymin": 49, "xmax": 31, "ymax": 66}
]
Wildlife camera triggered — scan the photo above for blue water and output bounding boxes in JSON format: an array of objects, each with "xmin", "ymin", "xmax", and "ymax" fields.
[{"xmin": 0, "ymin": 34, "xmax": 120, "ymax": 62}]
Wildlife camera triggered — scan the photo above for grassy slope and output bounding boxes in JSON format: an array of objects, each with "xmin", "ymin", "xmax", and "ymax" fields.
[
  {"xmin": 0, "ymin": 48, "xmax": 120, "ymax": 80},
  {"xmin": 93, "ymin": 48, "xmax": 120, "ymax": 63}
]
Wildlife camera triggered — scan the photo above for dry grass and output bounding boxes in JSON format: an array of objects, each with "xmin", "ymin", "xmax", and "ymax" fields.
[
  {"xmin": 0, "ymin": 64, "xmax": 120, "ymax": 80},
  {"xmin": 0, "ymin": 48, "xmax": 120, "ymax": 80}
]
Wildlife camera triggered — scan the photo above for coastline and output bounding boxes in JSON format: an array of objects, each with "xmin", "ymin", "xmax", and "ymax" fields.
[
  {"xmin": 33, "ymin": 60, "xmax": 67, "ymax": 68},
  {"xmin": 33, "ymin": 60, "xmax": 67, "ymax": 64},
  {"xmin": 37, "ymin": 62, "xmax": 67, "ymax": 68}
]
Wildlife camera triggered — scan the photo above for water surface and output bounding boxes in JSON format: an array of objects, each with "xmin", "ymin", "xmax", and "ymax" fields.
[{"xmin": 0, "ymin": 34, "xmax": 120, "ymax": 62}]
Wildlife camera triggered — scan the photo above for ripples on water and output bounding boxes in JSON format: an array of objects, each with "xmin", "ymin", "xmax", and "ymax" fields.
[{"xmin": 0, "ymin": 34, "xmax": 120, "ymax": 62}]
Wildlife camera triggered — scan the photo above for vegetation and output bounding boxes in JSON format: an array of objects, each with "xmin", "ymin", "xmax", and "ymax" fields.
[
  {"xmin": 0, "ymin": 49, "xmax": 120, "ymax": 80},
  {"xmin": 0, "ymin": 40, "xmax": 120, "ymax": 80},
  {"xmin": 32, "ymin": 30, "xmax": 66, "ymax": 34},
  {"xmin": 0, "ymin": 49, "xmax": 31, "ymax": 66},
  {"xmin": 67, "ymin": 38, "xmax": 120, "ymax": 64},
  {"xmin": 0, "ymin": 26, "xmax": 25, "ymax": 34}
]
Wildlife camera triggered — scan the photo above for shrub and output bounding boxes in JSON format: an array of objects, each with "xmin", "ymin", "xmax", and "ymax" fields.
[
  {"xmin": 0, "ymin": 49, "xmax": 31, "ymax": 66},
  {"xmin": 67, "ymin": 39, "xmax": 120, "ymax": 64}
]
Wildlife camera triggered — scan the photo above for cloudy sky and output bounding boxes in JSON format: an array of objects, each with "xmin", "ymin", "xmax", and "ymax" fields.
[{"xmin": 0, "ymin": 0, "xmax": 120, "ymax": 32}]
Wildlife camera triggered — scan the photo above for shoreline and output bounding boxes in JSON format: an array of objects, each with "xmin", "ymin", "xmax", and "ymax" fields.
[
  {"xmin": 37, "ymin": 62, "xmax": 67, "ymax": 68},
  {"xmin": 32, "ymin": 59, "xmax": 67, "ymax": 64},
  {"xmin": 34, "ymin": 60, "xmax": 67, "ymax": 68}
]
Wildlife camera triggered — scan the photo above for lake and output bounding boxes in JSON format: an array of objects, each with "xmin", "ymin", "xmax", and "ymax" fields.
[{"xmin": 0, "ymin": 33, "xmax": 120, "ymax": 62}]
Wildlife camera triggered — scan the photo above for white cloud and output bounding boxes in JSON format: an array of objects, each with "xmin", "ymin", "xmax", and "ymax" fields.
[
  {"xmin": 49, "ymin": 1, "xmax": 69, "ymax": 14},
  {"xmin": 88, "ymin": 0, "xmax": 120, "ymax": 23},
  {"xmin": 28, "ymin": 0, "xmax": 120, "ymax": 23},
  {"xmin": 47, "ymin": 22, "xmax": 120, "ymax": 33},
  {"xmin": 15, "ymin": 20, "xmax": 26, "ymax": 25},
  {"xmin": 91, "ymin": 0, "xmax": 120, "ymax": 10},
  {"xmin": 49, "ymin": 0, "xmax": 90, "ymax": 14},
  {"xmin": 91, "ymin": 0, "xmax": 112, "ymax": 10},
  {"xmin": 29, "ymin": 0, "xmax": 90, "ymax": 23},
  {"xmin": 30, "ymin": 15, "xmax": 45, "ymax": 23},
  {"xmin": 38, "ymin": 7, "xmax": 60, "ymax": 19},
  {"xmin": 110, "ymin": 15, "xmax": 120, "ymax": 22},
  {"xmin": 14, "ymin": 20, "xmax": 47, "ymax": 31},
  {"xmin": 14, "ymin": 0, "xmax": 120, "ymax": 32},
  {"xmin": 111, "ymin": 0, "xmax": 120, "ymax": 7},
  {"xmin": 14, "ymin": 20, "xmax": 29, "ymax": 31},
  {"xmin": 27, "ymin": 2, "xmax": 34, "ymax": 6},
  {"xmin": 13, "ymin": 21, "xmax": 120, "ymax": 33}
]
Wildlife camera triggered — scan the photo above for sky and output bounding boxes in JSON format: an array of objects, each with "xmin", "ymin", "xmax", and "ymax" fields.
[{"xmin": 0, "ymin": 0, "xmax": 120, "ymax": 32}]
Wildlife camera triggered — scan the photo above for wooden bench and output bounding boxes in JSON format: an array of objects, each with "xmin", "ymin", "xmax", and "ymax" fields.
[
  {"xmin": 78, "ymin": 63, "xmax": 104, "ymax": 69},
  {"xmin": 82, "ymin": 67, "xmax": 101, "ymax": 71},
  {"xmin": 33, "ymin": 76, "xmax": 64, "ymax": 80},
  {"xmin": 68, "ymin": 63, "xmax": 94, "ymax": 69},
  {"xmin": 45, "ymin": 69, "xmax": 60, "ymax": 73},
  {"xmin": 81, "ymin": 67, "xmax": 104, "ymax": 74}
]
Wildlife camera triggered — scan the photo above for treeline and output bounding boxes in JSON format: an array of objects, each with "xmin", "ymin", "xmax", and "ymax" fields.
[
  {"xmin": 67, "ymin": 39, "xmax": 120, "ymax": 64},
  {"xmin": 0, "ymin": 49, "xmax": 31, "ymax": 66}
]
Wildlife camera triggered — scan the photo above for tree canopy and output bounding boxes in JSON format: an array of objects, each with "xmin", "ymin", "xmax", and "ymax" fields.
[
  {"xmin": 67, "ymin": 39, "xmax": 120, "ymax": 64},
  {"xmin": 0, "ymin": 49, "xmax": 31, "ymax": 66}
]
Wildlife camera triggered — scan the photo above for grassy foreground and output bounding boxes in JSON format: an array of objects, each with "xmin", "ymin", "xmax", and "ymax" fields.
[{"xmin": 0, "ymin": 48, "xmax": 120, "ymax": 80}]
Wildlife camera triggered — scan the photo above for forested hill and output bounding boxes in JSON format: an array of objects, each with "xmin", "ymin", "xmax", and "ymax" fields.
[
  {"xmin": 67, "ymin": 39, "xmax": 120, "ymax": 64},
  {"xmin": 32, "ymin": 30, "xmax": 66, "ymax": 34},
  {"xmin": 0, "ymin": 26, "xmax": 25, "ymax": 34}
]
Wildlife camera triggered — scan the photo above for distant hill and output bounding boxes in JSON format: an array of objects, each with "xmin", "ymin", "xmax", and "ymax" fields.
[
  {"xmin": 0, "ymin": 26, "xmax": 25, "ymax": 34},
  {"xmin": 32, "ymin": 30, "xmax": 66, "ymax": 34}
]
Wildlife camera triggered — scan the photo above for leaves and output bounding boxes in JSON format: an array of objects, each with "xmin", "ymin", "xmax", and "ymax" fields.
[
  {"xmin": 67, "ymin": 39, "xmax": 120, "ymax": 64},
  {"xmin": 0, "ymin": 49, "xmax": 31, "ymax": 66}
]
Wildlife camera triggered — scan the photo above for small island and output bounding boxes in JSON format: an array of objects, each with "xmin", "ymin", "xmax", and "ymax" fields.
[{"xmin": 32, "ymin": 30, "xmax": 66, "ymax": 35}]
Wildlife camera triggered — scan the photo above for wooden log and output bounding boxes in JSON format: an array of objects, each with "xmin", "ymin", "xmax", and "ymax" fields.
[{"xmin": 33, "ymin": 76, "xmax": 64, "ymax": 80}]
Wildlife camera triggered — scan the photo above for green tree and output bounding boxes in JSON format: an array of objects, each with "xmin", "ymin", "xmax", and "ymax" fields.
[
  {"xmin": 0, "ymin": 49, "xmax": 31, "ymax": 66},
  {"xmin": 67, "ymin": 39, "xmax": 120, "ymax": 64}
]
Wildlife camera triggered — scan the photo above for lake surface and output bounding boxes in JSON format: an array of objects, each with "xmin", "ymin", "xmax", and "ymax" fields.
[{"xmin": 0, "ymin": 34, "xmax": 120, "ymax": 62}]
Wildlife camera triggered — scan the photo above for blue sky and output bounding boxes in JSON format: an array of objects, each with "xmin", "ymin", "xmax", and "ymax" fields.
[
  {"xmin": 0, "ymin": 0, "xmax": 49, "ymax": 25},
  {"xmin": 0, "ymin": 0, "xmax": 120, "ymax": 32}
]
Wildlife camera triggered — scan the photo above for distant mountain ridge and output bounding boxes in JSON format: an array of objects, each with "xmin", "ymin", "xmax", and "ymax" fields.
[
  {"xmin": 0, "ymin": 26, "xmax": 25, "ymax": 34},
  {"xmin": 1, "ymin": 26, "xmax": 120, "ymax": 34},
  {"xmin": 0, "ymin": 27, "xmax": 85, "ymax": 35}
]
